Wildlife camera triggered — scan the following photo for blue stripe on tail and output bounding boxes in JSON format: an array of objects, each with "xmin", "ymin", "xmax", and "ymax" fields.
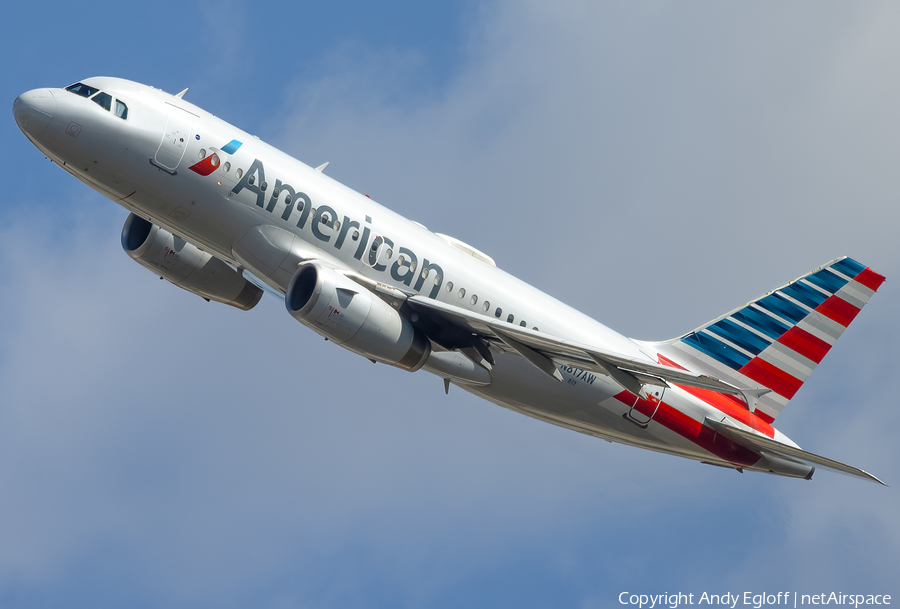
[
  {"xmin": 805, "ymin": 269, "xmax": 848, "ymax": 294},
  {"xmin": 732, "ymin": 306, "xmax": 790, "ymax": 340},
  {"xmin": 757, "ymin": 293, "xmax": 808, "ymax": 324},
  {"xmin": 831, "ymin": 257, "xmax": 866, "ymax": 278},
  {"xmin": 682, "ymin": 331, "xmax": 752, "ymax": 370},
  {"xmin": 708, "ymin": 318, "xmax": 770, "ymax": 355},
  {"xmin": 780, "ymin": 281, "xmax": 829, "ymax": 309}
]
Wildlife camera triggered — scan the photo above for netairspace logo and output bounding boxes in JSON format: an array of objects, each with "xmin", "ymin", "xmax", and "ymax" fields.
[{"xmin": 618, "ymin": 591, "xmax": 892, "ymax": 609}]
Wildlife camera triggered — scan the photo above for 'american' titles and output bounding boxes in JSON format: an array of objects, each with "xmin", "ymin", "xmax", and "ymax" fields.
[{"xmin": 231, "ymin": 158, "xmax": 445, "ymax": 298}]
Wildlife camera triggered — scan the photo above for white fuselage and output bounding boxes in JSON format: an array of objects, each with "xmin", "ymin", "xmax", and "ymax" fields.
[{"xmin": 14, "ymin": 77, "xmax": 797, "ymax": 474}]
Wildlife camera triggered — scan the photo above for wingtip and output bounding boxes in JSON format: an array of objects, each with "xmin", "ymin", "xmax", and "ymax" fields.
[{"xmin": 868, "ymin": 472, "xmax": 888, "ymax": 486}]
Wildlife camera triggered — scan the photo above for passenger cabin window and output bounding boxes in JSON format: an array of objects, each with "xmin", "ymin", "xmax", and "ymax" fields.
[
  {"xmin": 115, "ymin": 100, "xmax": 128, "ymax": 120},
  {"xmin": 66, "ymin": 83, "xmax": 99, "ymax": 98},
  {"xmin": 91, "ymin": 92, "xmax": 112, "ymax": 111}
]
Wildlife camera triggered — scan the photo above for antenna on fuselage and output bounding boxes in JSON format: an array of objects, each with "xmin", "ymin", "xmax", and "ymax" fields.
[
  {"xmin": 315, "ymin": 162, "xmax": 329, "ymax": 173},
  {"xmin": 175, "ymin": 88, "xmax": 188, "ymax": 99}
]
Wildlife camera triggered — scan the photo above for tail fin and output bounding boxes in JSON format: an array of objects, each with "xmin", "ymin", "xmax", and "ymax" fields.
[{"xmin": 651, "ymin": 257, "xmax": 885, "ymax": 423}]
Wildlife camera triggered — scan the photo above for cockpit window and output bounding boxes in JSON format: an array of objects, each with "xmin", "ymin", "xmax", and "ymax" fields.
[
  {"xmin": 115, "ymin": 100, "xmax": 128, "ymax": 120},
  {"xmin": 91, "ymin": 91, "xmax": 112, "ymax": 111},
  {"xmin": 65, "ymin": 83, "xmax": 99, "ymax": 98}
]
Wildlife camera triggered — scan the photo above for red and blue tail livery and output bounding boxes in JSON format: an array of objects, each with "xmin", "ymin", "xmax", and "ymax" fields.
[{"xmin": 656, "ymin": 257, "xmax": 885, "ymax": 423}]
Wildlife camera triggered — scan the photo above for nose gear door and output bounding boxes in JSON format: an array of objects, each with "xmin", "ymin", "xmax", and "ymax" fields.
[{"xmin": 153, "ymin": 104, "xmax": 195, "ymax": 173}]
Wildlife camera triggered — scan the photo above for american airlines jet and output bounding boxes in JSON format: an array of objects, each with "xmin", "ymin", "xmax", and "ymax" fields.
[{"xmin": 13, "ymin": 77, "xmax": 887, "ymax": 484}]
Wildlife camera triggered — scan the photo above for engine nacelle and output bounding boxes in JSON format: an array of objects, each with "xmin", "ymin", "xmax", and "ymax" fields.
[
  {"xmin": 285, "ymin": 262, "xmax": 431, "ymax": 371},
  {"xmin": 121, "ymin": 213, "xmax": 263, "ymax": 311}
]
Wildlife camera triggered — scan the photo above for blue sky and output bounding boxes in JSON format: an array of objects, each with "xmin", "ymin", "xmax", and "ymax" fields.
[{"xmin": 3, "ymin": 1, "xmax": 899, "ymax": 608}]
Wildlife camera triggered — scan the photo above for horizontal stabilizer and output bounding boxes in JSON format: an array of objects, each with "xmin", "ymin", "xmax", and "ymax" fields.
[{"xmin": 705, "ymin": 418, "xmax": 885, "ymax": 485}]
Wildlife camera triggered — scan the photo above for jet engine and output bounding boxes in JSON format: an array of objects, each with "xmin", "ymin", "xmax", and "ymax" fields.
[
  {"xmin": 121, "ymin": 213, "xmax": 263, "ymax": 310},
  {"xmin": 285, "ymin": 262, "xmax": 431, "ymax": 371}
]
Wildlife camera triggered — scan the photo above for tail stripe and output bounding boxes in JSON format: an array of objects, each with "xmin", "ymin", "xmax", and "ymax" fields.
[
  {"xmin": 831, "ymin": 257, "xmax": 867, "ymax": 278},
  {"xmin": 797, "ymin": 314, "xmax": 843, "ymax": 344},
  {"xmin": 833, "ymin": 288, "xmax": 866, "ymax": 311},
  {"xmin": 781, "ymin": 281, "xmax": 830, "ymax": 309},
  {"xmin": 757, "ymin": 293, "xmax": 808, "ymax": 324},
  {"xmin": 775, "ymin": 326, "xmax": 830, "ymax": 363},
  {"xmin": 682, "ymin": 331, "xmax": 751, "ymax": 369},
  {"xmin": 654, "ymin": 257, "xmax": 885, "ymax": 422},
  {"xmin": 707, "ymin": 318, "xmax": 771, "ymax": 355},
  {"xmin": 816, "ymin": 295, "xmax": 861, "ymax": 327},
  {"xmin": 759, "ymin": 343, "xmax": 814, "ymax": 380},
  {"xmin": 855, "ymin": 268, "xmax": 886, "ymax": 291},
  {"xmin": 733, "ymin": 306, "xmax": 790, "ymax": 339},
  {"xmin": 739, "ymin": 358, "xmax": 803, "ymax": 400},
  {"xmin": 806, "ymin": 269, "xmax": 848, "ymax": 293},
  {"xmin": 839, "ymin": 280, "xmax": 876, "ymax": 305}
]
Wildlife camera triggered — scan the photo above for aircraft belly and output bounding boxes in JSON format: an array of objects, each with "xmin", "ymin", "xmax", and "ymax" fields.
[
  {"xmin": 464, "ymin": 352, "xmax": 664, "ymax": 444},
  {"xmin": 458, "ymin": 352, "xmax": 750, "ymax": 465}
]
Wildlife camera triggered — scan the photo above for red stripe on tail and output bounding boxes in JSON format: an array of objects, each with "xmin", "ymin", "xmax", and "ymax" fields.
[
  {"xmin": 658, "ymin": 352, "xmax": 778, "ymax": 428},
  {"xmin": 816, "ymin": 295, "xmax": 860, "ymax": 327},
  {"xmin": 854, "ymin": 268, "xmax": 886, "ymax": 292},
  {"xmin": 755, "ymin": 410, "xmax": 775, "ymax": 424},
  {"xmin": 739, "ymin": 358, "xmax": 803, "ymax": 400},
  {"xmin": 777, "ymin": 326, "xmax": 831, "ymax": 364}
]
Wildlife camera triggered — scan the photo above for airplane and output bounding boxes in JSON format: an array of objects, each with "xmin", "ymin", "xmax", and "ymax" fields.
[{"xmin": 13, "ymin": 77, "xmax": 887, "ymax": 484}]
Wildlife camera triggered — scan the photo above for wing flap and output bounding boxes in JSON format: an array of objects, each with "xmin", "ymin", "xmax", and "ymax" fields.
[{"xmin": 406, "ymin": 295, "xmax": 766, "ymax": 404}]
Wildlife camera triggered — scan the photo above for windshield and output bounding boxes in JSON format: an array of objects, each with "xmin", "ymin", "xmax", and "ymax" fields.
[{"xmin": 65, "ymin": 82, "xmax": 99, "ymax": 98}]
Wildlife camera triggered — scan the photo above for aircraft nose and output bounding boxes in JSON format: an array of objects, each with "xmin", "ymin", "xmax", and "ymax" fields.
[{"xmin": 13, "ymin": 88, "xmax": 57, "ymax": 138}]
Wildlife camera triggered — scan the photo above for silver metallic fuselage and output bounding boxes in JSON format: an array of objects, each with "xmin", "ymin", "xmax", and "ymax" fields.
[{"xmin": 13, "ymin": 77, "xmax": 801, "ymax": 474}]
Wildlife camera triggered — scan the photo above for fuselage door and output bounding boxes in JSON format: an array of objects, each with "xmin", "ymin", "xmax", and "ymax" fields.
[
  {"xmin": 153, "ymin": 104, "xmax": 195, "ymax": 173},
  {"xmin": 624, "ymin": 385, "xmax": 666, "ymax": 428}
]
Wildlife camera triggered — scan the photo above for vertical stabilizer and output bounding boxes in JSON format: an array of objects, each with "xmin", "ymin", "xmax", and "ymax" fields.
[{"xmin": 650, "ymin": 257, "xmax": 885, "ymax": 423}]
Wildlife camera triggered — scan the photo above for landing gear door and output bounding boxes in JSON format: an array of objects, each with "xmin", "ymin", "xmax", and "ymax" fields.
[{"xmin": 153, "ymin": 105, "xmax": 195, "ymax": 173}]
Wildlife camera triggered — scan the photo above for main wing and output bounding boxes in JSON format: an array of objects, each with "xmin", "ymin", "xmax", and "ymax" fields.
[{"xmin": 404, "ymin": 294, "xmax": 767, "ymax": 406}]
